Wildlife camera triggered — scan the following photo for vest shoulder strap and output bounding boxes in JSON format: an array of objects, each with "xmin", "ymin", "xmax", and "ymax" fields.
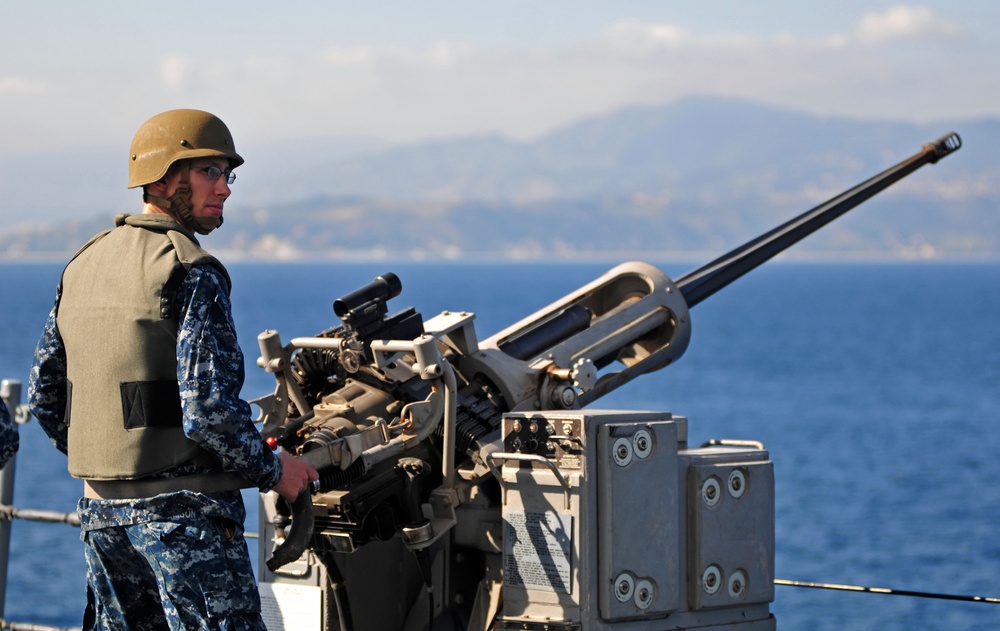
[
  {"xmin": 55, "ymin": 221, "xmax": 118, "ymax": 310},
  {"xmin": 166, "ymin": 230, "xmax": 232, "ymax": 295}
]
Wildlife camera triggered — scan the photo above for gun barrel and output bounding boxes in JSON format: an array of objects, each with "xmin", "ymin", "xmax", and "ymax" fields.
[{"xmin": 675, "ymin": 132, "xmax": 962, "ymax": 308}]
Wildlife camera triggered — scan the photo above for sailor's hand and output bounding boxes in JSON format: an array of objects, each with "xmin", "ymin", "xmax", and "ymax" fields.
[{"xmin": 272, "ymin": 450, "xmax": 320, "ymax": 502}]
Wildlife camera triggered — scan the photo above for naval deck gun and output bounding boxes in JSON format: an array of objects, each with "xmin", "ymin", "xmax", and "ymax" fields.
[{"xmin": 251, "ymin": 133, "xmax": 961, "ymax": 631}]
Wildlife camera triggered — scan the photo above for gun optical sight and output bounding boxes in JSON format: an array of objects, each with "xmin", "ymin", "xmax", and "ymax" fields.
[{"xmin": 333, "ymin": 272, "xmax": 403, "ymax": 319}]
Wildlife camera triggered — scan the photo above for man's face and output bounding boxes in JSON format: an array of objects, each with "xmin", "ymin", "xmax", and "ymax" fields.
[
  {"xmin": 157, "ymin": 157, "xmax": 233, "ymax": 223},
  {"xmin": 183, "ymin": 157, "xmax": 233, "ymax": 224}
]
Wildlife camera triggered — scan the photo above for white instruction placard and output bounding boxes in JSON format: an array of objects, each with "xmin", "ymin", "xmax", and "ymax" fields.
[
  {"xmin": 503, "ymin": 509, "xmax": 574, "ymax": 593},
  {"xmin": 259, "ymin": 582, "xmax": 323, "ymax": 631}
]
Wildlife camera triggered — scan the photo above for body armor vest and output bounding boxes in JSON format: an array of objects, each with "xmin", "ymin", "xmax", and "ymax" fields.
[{"xmin": 57, "ymin": 214, "xmax": 231, "ymax": 480}]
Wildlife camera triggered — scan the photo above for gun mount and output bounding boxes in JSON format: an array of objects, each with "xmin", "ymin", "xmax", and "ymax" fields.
[{"xmin": 252, "ymin": 133, "xmax": 961, "ymax": 631}]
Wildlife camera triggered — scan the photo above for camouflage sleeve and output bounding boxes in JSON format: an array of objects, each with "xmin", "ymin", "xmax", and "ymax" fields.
[
  {"xmin": 0, "ymin": 397, "xmax": 18, "ymax": 469},
  {"xmin": 28, "ymin": 306, "xmax": 69, "ymax": 454},
  {"xmin": 176, "ymin": 265, "xmax": 282, "ymax": 491}
]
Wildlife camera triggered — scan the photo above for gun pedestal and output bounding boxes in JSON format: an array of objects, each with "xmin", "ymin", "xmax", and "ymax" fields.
[{"xmin": 496, "ymin": 410, "xmax": 774, "ymax": 630}]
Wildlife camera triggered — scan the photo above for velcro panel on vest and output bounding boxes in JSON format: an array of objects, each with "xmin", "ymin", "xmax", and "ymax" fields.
[
  {"xmin": 121, "ymin": 380, "xmax": 183, "ymax": 429},
  {"xmin": 64, "ymin": 381, "xmax": 73, "ymax": 427}
]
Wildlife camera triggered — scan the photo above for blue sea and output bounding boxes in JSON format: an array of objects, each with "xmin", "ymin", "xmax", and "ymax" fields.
[{"xmin": 1, "ymin": 259, "xmax": 998, "ymax": 630}]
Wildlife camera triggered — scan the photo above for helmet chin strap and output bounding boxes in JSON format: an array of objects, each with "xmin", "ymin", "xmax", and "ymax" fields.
[
  {"xmin": 191, "ymin": 212, "xmax": 223, "ymax": 236},
  {"xmin": 143, "ymin": 162, "xmax": 223, "ymax": 236}
]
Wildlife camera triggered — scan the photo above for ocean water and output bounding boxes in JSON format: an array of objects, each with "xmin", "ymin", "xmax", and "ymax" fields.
[{"xmin": 0, "ymin": 259, "xmax": 998, "ymax": 630}]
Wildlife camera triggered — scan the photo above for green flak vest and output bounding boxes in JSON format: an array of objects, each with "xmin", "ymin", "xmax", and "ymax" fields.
[{"xmin": 57, "ymin": 213, "xmax": 233, "ymax": 481}]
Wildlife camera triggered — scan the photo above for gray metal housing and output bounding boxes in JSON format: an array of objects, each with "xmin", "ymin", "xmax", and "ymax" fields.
[{"xmin": 496, "ymin": 410, "xmax": 774, "ymax": 630}]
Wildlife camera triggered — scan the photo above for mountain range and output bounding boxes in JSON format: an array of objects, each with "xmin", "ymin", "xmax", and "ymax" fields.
[{"xmin": 3, "ymin": 95, "xmax": 997, "ymax": 261}]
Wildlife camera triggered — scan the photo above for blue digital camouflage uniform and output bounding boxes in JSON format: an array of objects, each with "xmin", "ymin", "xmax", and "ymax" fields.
[
  {"xmin": 0, "ymin": 397, "xmax": 17, "ymax": 469},
  {"xmin": 30, "ymin": 264, "xmax": 281, "ymax": 631}
]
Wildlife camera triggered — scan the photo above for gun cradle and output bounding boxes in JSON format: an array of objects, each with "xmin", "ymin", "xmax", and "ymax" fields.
[{"xmin": 462, "ymin": 261, "xmax": 691, "ymax": 412}]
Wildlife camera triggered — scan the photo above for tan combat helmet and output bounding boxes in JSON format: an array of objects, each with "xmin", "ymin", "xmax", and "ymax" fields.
[
  {"xmin": 128, "ymin": 109, "xmax": 243, "ymax": 188},
  {"xmin": 128, "ymin": 109, "xmax": 243, "ymax": 234}
]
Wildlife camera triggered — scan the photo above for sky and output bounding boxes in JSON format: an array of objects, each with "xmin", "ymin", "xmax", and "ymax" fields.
[{"xmin": 1, "ymin": 1, "xmax": 998, "ymax": 221}]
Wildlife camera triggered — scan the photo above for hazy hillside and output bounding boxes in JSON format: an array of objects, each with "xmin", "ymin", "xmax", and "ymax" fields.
[{"xmin": 3, "ymin": 96, "xmax": 997, "ymax": 261}]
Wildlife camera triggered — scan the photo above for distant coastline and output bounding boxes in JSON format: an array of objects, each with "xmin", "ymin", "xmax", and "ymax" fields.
[{"xmin": 3, "ymin": 98, "xmax": 996, "ymax": 262}]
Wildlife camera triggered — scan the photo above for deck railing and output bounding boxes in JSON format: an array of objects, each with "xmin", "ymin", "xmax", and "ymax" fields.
[{"xmin": 0, "ymin": 380, "xmax": 81, "ymax": 631}]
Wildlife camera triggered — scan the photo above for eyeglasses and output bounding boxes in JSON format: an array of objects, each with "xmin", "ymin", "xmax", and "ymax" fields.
[{"xmin": 193, "ymin": 164, "xmax": 236, "ymax": 185}]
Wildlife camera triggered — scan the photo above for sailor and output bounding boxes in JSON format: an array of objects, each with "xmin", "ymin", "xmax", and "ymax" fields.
[
  {"xmin": 0, "ymin": 397, "xmax": 17, "ymax": 469},
  {"xmin": 28, "ymin": 109, "xmax": 319, "ymax": 630}
]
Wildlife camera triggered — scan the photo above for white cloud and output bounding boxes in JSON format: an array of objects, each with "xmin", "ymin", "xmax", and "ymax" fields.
[
  {"xmin": 159, "ymin": 54, "xmax": 190, "ymax": 90},
  {"xmin": 120, "ymin": 11, "xmax": 983, "ymax": 148},
  {"xmin": 424, "ymin": 41, "xmax": 473, "ymax": 68},
  {"xmin": 599, "ymin": 7, "xmax": 965, "ymax": 55},
  {"xmin": 322, "ymin": 46, "xmax": 375, "ymax": 66},
  {"xmin": 601, "ymin": 20, "xmax": 692, "ymax": 54},
  {"xmin": 854, "ymin": 4, "xmax": 965, "ymax": 45},
  {"xmin": 600, "ymin": 19, "xmax": 776, "ymax": 58},
  {"xmin": 0, "ymin": 6, "xmax": 991, "ymax": 160},
  {"xmin": 0, "ymin": 75, "xmax": 48, "ymax": 94}
]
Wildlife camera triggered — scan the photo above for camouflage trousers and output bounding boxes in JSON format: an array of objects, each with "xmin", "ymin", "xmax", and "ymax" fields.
[{"xmin": 81, "ymin": 514, "xmax": 267, "ymax": 631}]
